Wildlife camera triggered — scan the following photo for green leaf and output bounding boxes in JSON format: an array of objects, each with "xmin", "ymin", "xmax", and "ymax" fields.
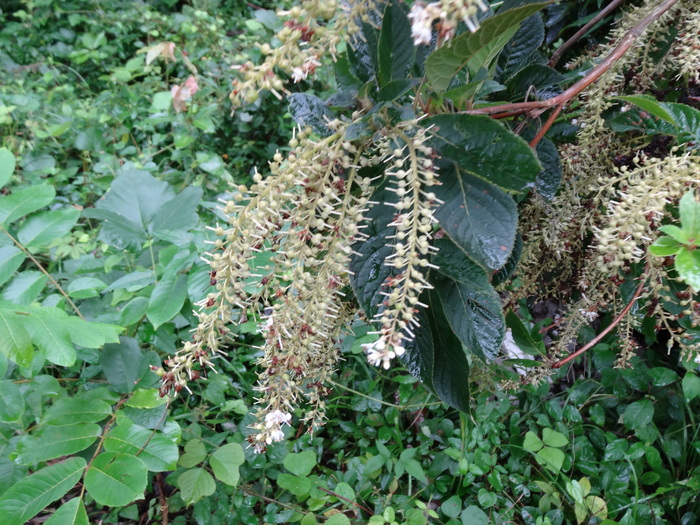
[
  {"xmin": 277, "ymin": 473, "xmax": 312, "ymax": 497},
  {"xmin": 0, "ymin": 308, "xmax": 33, "ymax": 366},
  {"xmin": 326, "ymin": 514, "xmax": 351, "ymax": 525},
  {"xmin": 658, "ymin": 225, "xmax": 690, "ymax": 244},
  {"xmin": 146, "ymin": 272, "xmax": 188, "ymax": 329},
  {"xmin": 0, "ymin": 148, "xmax": 16, "ymax": 189},
  {"xmin": 683, "ymin": 373, "xmax": 700, "ymax": 401},
  {"xmin": 126, "ymin": 388, "xmax": 168, "ymax": 409},
  {"xmin": 623, "ymin": 399, "xmax": 654, "ymax": 430},
  {"xmin": 505, "ymin": 64, "xmax": 563, "ymax": 100},
  {"xmin": 84, "ymin": 452, "xmax": 147, "ymax": 507},
  {"xmin": 441, "ymin": 495, "xmax": 463, "ymax": 519},
  {"xmin": 433, "ymin": 256, "xmax": 505, "ymax": 362},
  {"xmin": 15, "ymin": 423, "xmax": 101, "ymax": 465},
  {"xmin": 536, "ymin": 447, "xmax": 566, "ymax": 472},
  {"xmin": 288, "ymin": 94, "xmax": 335, "ymax": 136},
  {"xmin": 67, "ymin": 277, "xmax": 106, "ymax": 299},
  {"xmin": 0, "ymin": 380, "xmax": 24, "ymax": 423},
  {"xmin": 61, "ymin": 317, "xmax": 122, "ymax": 348},
  {"xmin": 376, "ymin": 78, "xmax": 420, "ymax": 103},
  {"xmin": 542, "ymin": 428, "xmax": 569, "ymax": 448},
  {"xmin": 461, "ymin": 505, "xmax": 489, "ymax": 525},
  {"xmin": 377, "ymin": 2, "xmax": 414, "ymax": 87},
  {"xmin": 0, "ymin": 185, "xmax": 55, "ymax": 226},
  {"xmin": 431, "ymin": 163, "xmax": 517, "ymax": 271},
  {"xmin": 0, "ymin": 457, "xmax": 86, "ymax": 525},
  {"xmin": 43, "ymin": 498, "xmax": 88, "ymax": 525},
  {"xmin": 179, "ymin": 439, "xmax": 207, "ymax": 468},
  {"xmin": 17, "ymin": 208, "xmax": 80, "ymax": 250},
  {"xmin": 676, "ymin": 248, "xmax": 700, "ymax": 292},
  {"xmin": 609, "ymin": 98, "xmax": 700, "ymax": 146},
  {"xmin": 649, "ymin": 236, "xmax": 682, "ymax": 257},
  {"xmin": 150, "ymin": 186, "xmax": 202, "ymax": 240},
  {"xmin": 284, "ymin": 450, "xmax": 317, "ymax": 477},
  {"xmin": 82, "ymin": 208, "xmax": 146, "ymax": 249},
  {"xmin": 209, "ymin": 443, "xmax": 245, "ymax": 486},
  {"xmin": 103, "ymin": 423, "xmax": 178, "ymax": 472},
  {"xmin": 0, "ymin": 246, "xmax": 25, "ymax": 287},
  {"xmin": 43, "ymin": 398, "xmax": 112, "ymax": 425},
  {"xmin": 24, "ymin": 310, "xmax": 76, "ymax": 366},
  {"xmin": 523, "ymin": 431, "xmax": 544, "ymax": 452},
  {"xmin": 425, "ymin": 114, "xmax": 541, "ymax": 193},
  {"xmin": 176, "ymin": 468, "xmax": 216, "ymax": 505},
  {"xmin": 426, "ymin": 3, "xmax": 549, "ymax": 92},
  {"xmin": 505, "ymin": 311, "xmax": 544, "ymax": 356},
  {"xmin": 679, "ymin": 191, "xmax": 700, "ymax": 238},
  {"xmin": 1, "ymin": 271, "xmax": 48, "ymax": 305},
  {"xmin": 497, "ymin": 13, "xmax": 544, "ymax": 81},
  {"xmin": 615, "ymin": 95, "xmax": 675, "ymax": 125},
  {"xmin": 100, "ymin": 337, "xmax": 149, "ymax": 393},
  {"xmin": 534, "ymin": 137, "xmax": 562, "ymax": 200}
]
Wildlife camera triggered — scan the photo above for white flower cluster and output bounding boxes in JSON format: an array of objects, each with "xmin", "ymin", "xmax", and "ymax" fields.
[{"xmin": 408, "ymin": 0, "xmax": 488, "ymax": 45}]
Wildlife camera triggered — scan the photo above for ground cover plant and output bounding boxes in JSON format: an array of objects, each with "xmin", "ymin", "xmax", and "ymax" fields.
[{"xmin": 0, "ymin": 0, "xmax": 699, "ymax": 524}]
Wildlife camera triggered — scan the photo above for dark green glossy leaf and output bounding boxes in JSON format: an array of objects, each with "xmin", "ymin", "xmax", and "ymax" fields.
[
  {"xmin": 431, "ymin": 163, "xmax": 517, "ymax": 271},
  {"xmin": 288, "ymin": 93, "xmax": 335, "ymax": 136},
  {"xmin": 534, "ymin": 136, "xmax": 562, "ymax": 199},
  {"xmin": 100, "ymin": 337, "xmax": 149, "ymax": 393},
  {"xmin": 146, "ymin": 273, "xmax": 188, "ymax": 329},
  {"xmin": 377, "ymin": 2, "xmax": 414, "ymax": 87},
  {"xmin": 623, "ymin": 399, "xmax": 654, "ymax": 430},
  {"xmin": 505, "ymin": 63, "xmax": 563, "ymax": 101},
  {"xmin": 497, "ymin": 13, "xmax": 545, "ymax": 81},
  {"xmin": 425, "ymin": 114, "xmax": 541, "ymax": 193},
  {"xmin": 376, "ymin": 78, "xmax": 419, "ymax": 103}
]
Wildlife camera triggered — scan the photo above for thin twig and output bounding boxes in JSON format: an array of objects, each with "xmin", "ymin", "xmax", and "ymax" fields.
[
  {"xmin": 548, "ymin": 0, "xmax": 626, "ymax": 67},
  {"xmin": 529, "ymin": 104, "xmax": 563, "ymax": 148},
  {"xmin": 552, "ymin": 274, "xmax": 647, "ymax": 369},
  {"xmin": 464, "ymin": 0, "xmax": 678, "ymax": 118},
  {"xmin": 317, "ymin": 487, "xmax": 373, "ymax": 515},
  {"xmin": 0, "ymin": 225, "xmax": 86, "ymax": 320},
  {"xmin": 156, "ymin": 473, "xmax": 169, "ymax": 525}
]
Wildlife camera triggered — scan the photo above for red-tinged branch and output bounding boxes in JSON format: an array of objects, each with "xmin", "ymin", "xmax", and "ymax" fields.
[
  {"xmin": 552, "ymin": 274, "xmax": 647, "ymax": 369},
  {"xmin": 464, "ymin": 0, "xmax": 679, "ymax": 122},
  {"xmin": 548, "ymin": 0, "xmax": 626, "ymax": 68}
]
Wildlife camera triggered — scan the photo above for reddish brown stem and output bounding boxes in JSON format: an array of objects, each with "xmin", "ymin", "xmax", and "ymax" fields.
[
  {"xmin": 548, "ymin": 0, "xmax": 626, "ymax": 68},
  {"xmin": 552, "ymin": 275, "xmax": 647, "ymax": 369},
  {"xmin": 156, "ymin": 473, "xmax": 169, "ymax": 525},
  {"xmin": 529, "ymin": 104, "xmax": 563, "ymax": 148},
  {"xmin": 465, "ymin": 0, "xmax": 678, "ymax": 118}
]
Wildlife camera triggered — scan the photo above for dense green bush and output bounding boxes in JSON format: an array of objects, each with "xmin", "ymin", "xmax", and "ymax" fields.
[{"xmin": 0, "ymin": 0, "xmax": 699, "ymax": 524}]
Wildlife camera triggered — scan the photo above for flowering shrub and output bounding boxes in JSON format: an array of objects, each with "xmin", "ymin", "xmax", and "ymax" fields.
[{"xmin": 167, "ymin": 0, "xmax": 700, "ymax": 452}]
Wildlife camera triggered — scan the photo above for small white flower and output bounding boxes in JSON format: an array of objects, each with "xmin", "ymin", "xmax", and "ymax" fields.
[
  {"xmin": 265, "ymin": 409, "xmax": 292, "ymax": 428},
  {"xmin": 266, "ymin": 429, "xmax": 285, "ymax": 444},
  {"xmin": 407, "ymin": 2, "xmax": 434, "ymax": 45}
]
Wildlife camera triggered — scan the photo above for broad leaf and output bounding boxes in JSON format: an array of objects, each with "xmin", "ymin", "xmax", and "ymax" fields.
[
  {"xmin": 433, "ymin": 244, "xmax": 505, "ymax": 361},
  {"xmin": 24, "ymin": 311, "xmax": 76, "ymax": 366},
  {"xmin": 497, "ymin": 13, "xmax": 545, "ymax": 81},
  {"xmin": 146, "ymin": 272, "xmax": 188, "ymax": 328},
  {"xmin": 1, "ymin": 271, "xmax": 47, "ymax": 305},
  {"xmin": 288, "ymin": 94, "xmax": 335, "ymax": 136},
  {"xmin": 17, "ymin": 208, "xmax": 80, "ymax": 250},
  {"xmin": 536, "ymin": 447, "xmax": 565, "ymax": 472},
  {"xmin": 100, "ymin": 337, "xmax": 149, "ymax": 393},
  {"xmin": 0, "ymin": 457, "xmax": 86, "ymax": 525},
  {"xmin": 0, "ymin": 308, "xmax": 33, "ymax": 366},
  {"xmin": 104, "ymin": 422, "xmax": 178, "ymax": 472},
  {"xmin": 209, "ymin": 443, "xmax": 245, "ymax": 486},
  {"xmin": 426, "ymin": 3, "xmax": 549, "ymax": 92},
  {"xmin": 623, "ymin": 399, "xmax": 654, "ymax": 430},
  {"xmin": 505, "ymin": 63, "xmax": 563, "ymax": 100},
  {"xmin": 431, "ymin": 164, "xmax": 518, "ymax": 271},
  {"xmin": 0, "ymin": 246, "xmax": 25, "ymax": 287},
  {"xmin": 43, "ymin": 498, "xmax": 88, "ymax": 525},
  {"xmin": 0, "ymin": 148, "xmax": 15, "ymax": 189},
  {"xmin": 15, "ymin": 423, "xmax": 101, "ymax": 465},
  {"xmin": 283, "ymin": 450, "xmax": 316, "ymax": 477},
  {"xmin": 0, "ymin": 380, "xmax": 24, "ymax": 423},
  {"xmin": 425, "ymin": 114, "xmax": 541, "ymax": 193},
  {"xmin": 676, "ymin": 249, "xmax": 700, "ymax": 292},
  {"xmin": 43, "ymin": 398, "xmax": 112, "ymax": 425},
  {"xmin": 534, "ymin": 137, "xmax": 562, "ymax": 199},
  {"xmin": 0, "ymin": 185, "xmax": 55, "ymax": 226},
  {"xmin": 176, "ymin": 468, "xmax": 216, "ymax": 504},
  {"xmin": 377, "ymin": 2, "xmax": 414, "ymax": 87},
  {"xmin": 679, "ymin": 191, "xmax": 700, "ymax": 237},
  {"xmin": 61, "ymin": 317, "xmax": 122, "ymax": 348},
  {"xmin": 150, "ymin": 186, "xmax": 202, "ymax": 241},
  {"xmin": 649, "ymin": 236, "xmax": 682, "ymax": 257},
  {"xmin": 84, "ymin": 452, "xmax": 147, "ymax": 506}
]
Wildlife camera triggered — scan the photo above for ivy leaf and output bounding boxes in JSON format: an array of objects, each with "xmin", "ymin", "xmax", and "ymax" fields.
[
  {"xmin": 542, "ymin": 428, "xmax": 569, "ymax": 448},
  {"xmin": 425, "ymin": 114, "xmax": 541, "ymax": 193},
  {"xmin": 426, "ymin": 3, "xmax": 549, "ymax": 92},
  {"xmin": 15, "ymin": 423, "xmax": 101, "ymax": 465},
  {"xmin": 0, "ymin": 148, "xmax": 16, "ymax": 189},
  {"xmin": 209, "ymin": 443, "xmax": 245, "ymax": 486},
  {"xmin": 0, "ymin": 185, "xmax": 55, "ymax": 226},
  {"xmin": 103, "ymin": 423, "xmax": 178, "ymax": 472},
  {"xmin": 377, "ymin": 2, "xmax": 414, "ymax": 87},
  {"xmin": 17, "ymin": 208, "xmax": 80, "ymax": 251},
  {"xmin": 0, "ymin": 457, "xmax": 86, "ymax": 525},
  {"xmin": 176, "ymin": 468, "xmax": 216, "ymax": 505},
  {"xmin": 536, "ymin": 447, "xmax": 565, "ymax": 472},
  {"xmin": 431, "ymin": 163, "xmax": 517, "ymax": 271},
  {"xmin": 84, "ymin": 452, "xmax": 147, "ymax": 507},
  {"xmin": 43, "ymin": 498, "xmax": 88, "ymax": 525}
]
